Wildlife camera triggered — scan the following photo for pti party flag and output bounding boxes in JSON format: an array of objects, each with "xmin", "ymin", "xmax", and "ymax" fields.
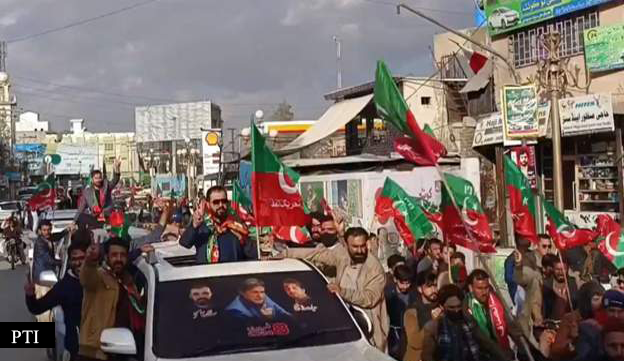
[
  {"xmin": 594, "ymin": 215, "xmax": 624, "ymax": 269},
  {"xmin": 542, "ymin": 200, "xmax": 596, "ymax": 250},
  {"xmin": 374, "ymin": 177, "xmax": 435, "ymax": 246},
  {"xmin": 251, "ymin": 122, "xmax": 308, "ymax": 227},
  {"xmin": 273, "ymin": 226, "xmax": 311, "ymax": 245},
  {"xmin": 28, "ymin": 174, "xmax": 57, "ymax": 211},
  {"xmin": 374, "ymin": 60, "xmax": 446, "ymax": 166},
  {"xmin": 231, "ymin": 179, "xmax": 254, "ymax": 224},
  {"xmin": 504, "ymin": 155, "xmax": 538, "ymax": 243},
  {"xmin": 441, "ymin": 173, "xmax": 495, "ymax": 253},
  {"xmin": 453, "ymin": 40, "xmax": 493, "ymax": 93}
]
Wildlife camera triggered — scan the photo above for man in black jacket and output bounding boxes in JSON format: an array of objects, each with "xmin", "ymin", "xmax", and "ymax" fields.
[
  {"xmin": 74, "ymin": 158, "xmax": 121, "ymax": 224},
  {"xmin": 180, "ymin": 186, "xmax": 255, "ymax": 264},
  {"xmin": 25, "ymin": 239, "xmax": 89, "ymax": 360}
]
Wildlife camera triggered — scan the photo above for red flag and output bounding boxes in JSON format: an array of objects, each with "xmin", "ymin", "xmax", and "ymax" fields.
[
  {"xmin": 28, "ymin": 174, "xmax": 57, "ymax": 211},
  {"xmin": 273, "ymin": 226, "xmax": 311, "ymax": 245},
  {"xmin": 454, "ymin": 41, "xmax": 493, "ymax": 93}
]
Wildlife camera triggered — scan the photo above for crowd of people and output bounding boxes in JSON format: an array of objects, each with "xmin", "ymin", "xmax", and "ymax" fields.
[{"xmin": 15, "ymin": 164, "xmax": 624, "ymax": 361}]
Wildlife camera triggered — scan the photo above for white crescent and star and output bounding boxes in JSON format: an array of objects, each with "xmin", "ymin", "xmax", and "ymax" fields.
[
  {"xmin": 278, "ymin": 165, "xmax": 298, "ymax": 195},
  {"xmin": 290, "ymin": 227, "xmax": 302, "ymax": 243},
  {"xmin": 605, "ymin": 231, "xmax": 624, "ymax": 257},
  {"xmin": 557, "ymin": 224, "xmax": 577, "ymax": 239},
  {"xmin": 462, "ymin": 196, "xmax": 479, "ymax": 227}
]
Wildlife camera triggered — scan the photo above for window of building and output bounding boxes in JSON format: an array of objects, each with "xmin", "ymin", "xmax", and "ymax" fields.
[
  {"xmin": 510, "ymin": 10, "xmax": 599, "ymax": 68},
  {"xmin": 105, "ymin": 143, "xmax": 114, "ymax": 151},
  {"xmin": 421, "ymin": 96, "xmax": 431, "ymax": 106}
]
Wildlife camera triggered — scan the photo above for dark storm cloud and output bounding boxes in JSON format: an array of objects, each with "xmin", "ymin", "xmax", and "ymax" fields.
[{"xmin": 1, "ymin": 0, "xmax": 475, "ymax": 132}]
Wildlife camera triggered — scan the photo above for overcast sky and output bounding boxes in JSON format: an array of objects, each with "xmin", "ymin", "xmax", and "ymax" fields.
[{"xmin": 1, "ymin": 0, "xmax": 477, "ymax": 133}]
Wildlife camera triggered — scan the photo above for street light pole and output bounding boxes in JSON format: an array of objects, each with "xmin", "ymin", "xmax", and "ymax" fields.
[{"xmin": 333, "ymin": 36, "xmax": 342, "ymax": 89}]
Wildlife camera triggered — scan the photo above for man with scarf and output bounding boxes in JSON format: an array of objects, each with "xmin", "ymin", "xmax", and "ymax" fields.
[
  {"xmin": 465, "ymin": 269, "xmax": 521, "ymax": 361},
  {"xmin": 74, "ymin": 158, "xmax": 121, "ymax": 225},
  {"xmin": 422, "ymin": 284, "xmax": 481, "ymax": 361},
  {"xmin": 78, "ymin": 236, "xmax": 150, "ymax": 361},
  {"xmin": 180, "ymin": 186, "xmax": 254, "ymax": 264}
]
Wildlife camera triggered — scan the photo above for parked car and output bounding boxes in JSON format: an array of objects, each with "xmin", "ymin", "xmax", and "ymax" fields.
[
  {"xmin": 0, "ymin": 201, "xmax": 22, "ymax": 222},
  {"xmin": 488, "ymin": 7, "xmax": 519, "ymax": 30},
  {"xmin": 97, "ymin": 243, "xmax": 390, "ymax": 361}
]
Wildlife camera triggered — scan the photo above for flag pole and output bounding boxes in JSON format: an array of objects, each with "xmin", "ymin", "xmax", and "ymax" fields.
[{"xmin": 433, "ymin": 164, "xmax": 535, "ymax": 361}]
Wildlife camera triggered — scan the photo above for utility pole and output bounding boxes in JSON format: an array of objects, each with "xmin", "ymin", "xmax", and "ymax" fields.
[{"xmin": 333, "ymin": 36, "xmax": 342, "ymax": 89}]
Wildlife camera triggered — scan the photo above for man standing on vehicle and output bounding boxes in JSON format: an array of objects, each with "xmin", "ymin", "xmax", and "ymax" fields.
[
  {"xmin": 282, "ymin": 227, "xmax": 389, "ymax": 351},
  {"xmin": 74, "ymin": 158, "xmax": 121, "ymax": 225},
  {"xmin": 32, "ymin": 219, "xmax": 72, "ymax": 322},
  {"xmin": 25, "ymin": 238, "xmax": 89, "ymax": 361},
  {"xmin": 78, "ymin": 236, "xmax": 152, "ymax": 361},
  {"xmin": 180, "ymin": 185, "xmax": 253, "ymax": 264}
]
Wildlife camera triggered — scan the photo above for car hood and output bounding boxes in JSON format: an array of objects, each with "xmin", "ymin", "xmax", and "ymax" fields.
[{"xmin": 156, "ymin": 340, "xmax": 392, "ymax": 361}]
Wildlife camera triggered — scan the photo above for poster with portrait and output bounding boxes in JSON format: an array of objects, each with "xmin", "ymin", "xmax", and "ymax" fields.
[
  {"xmin": 300, "ymin": 181, "xmax": 325, "ymax": 214},
  {"xmin": 329, "ymin": 179, "xmax": 362, "ymax": 226},
  {"xmin": 509, "ymin": 146, "xmax": 537, "ymax": 189}
]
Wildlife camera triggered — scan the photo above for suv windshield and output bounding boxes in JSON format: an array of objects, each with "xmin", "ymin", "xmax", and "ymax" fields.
[
  {"xmin": 153, "ymin": 270, "xmax": 361, "ymax": 358},
  {"xmin": 0, "ymin": 202, "xmax": 19, "ymax": 210}
]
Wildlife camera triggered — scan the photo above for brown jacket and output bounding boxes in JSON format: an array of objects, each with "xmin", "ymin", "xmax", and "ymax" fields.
[
  {"xmin": 513, "ymin": 262, "xmax": 543, "ymax": 348},
  {"xmin": 402, "ymin": 308, "xmax": 427, "ymax": 361},
  {"xmin": 78, "ymin": 260, "xmax": 124, "ymax": 360},
  {"xmin": 285, "ymin": 244, "xmax": 390, "ymax": 351}
]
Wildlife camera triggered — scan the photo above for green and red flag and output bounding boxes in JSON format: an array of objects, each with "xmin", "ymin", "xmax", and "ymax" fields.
[
  {"xmin": 231, "ymin": 179, "xmax": 254, "ymax": 224},
  {"xmin": 593, "ymin": 215, "xmax": 624, "ymax": 269},
  {"xmin": 374, "ymin": 177, "xmax": 435, "ymax": 246},
  {"xmin": 542, "ymin": 200, "xmax": 596, "ymax": 250},
  {"xmin": 273, "ymin": 226, "xmax": 311, "ymax": 245},
  {"xmin": 251, "ymin": 122, "xmax": 309, "ymax": 227},
  {"xmin": 109, "ymin": 210, "xmax": 131, "ymax": 239},
  {"xmin": 28, "ymin": 174, "xmax": 57, "ymax": 211},
  {"xmin": 504, "ymin": 155, "xmax": 538, "ymax": 244},
  {"xmin": 374, "ymin": 60, "xmax": 446, "ymax": 166},
  {"xmin": 441, "ymin": 173, "xmax": 495, "ymax": 253}
]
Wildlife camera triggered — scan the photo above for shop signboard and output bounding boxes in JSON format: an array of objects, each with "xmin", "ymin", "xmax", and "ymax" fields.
[
  {"xmin": 53, "ymin": 144, "xmax": 98, "ymax": 175},
  {"xmin": 473, "ymin": 112, "xmax": 546, "ymax": 148},
  {"xmin": 584, "ymin": 23, "xmax": 624, "ymax": 73},
  {"xmin": 15, "ymin": 143, "xmax": 46, "ymax": 176},
  {"xmin": 502, "ymin": 85, "xmax": 539, "ymax": 139},
  {"xmin": 537, "ymin": 101, "xmax": 551, "ymax": 138},
  {"xmin": 485, "ymin": 0, "xmax": 615, "ymax": 36},
  {"xmin": 559, "ymin": 93, "xmax": 614, "ymax": 136},
  {"xmin": 201, "ymin": 129, "xmax": 221, "ymax": 176}
]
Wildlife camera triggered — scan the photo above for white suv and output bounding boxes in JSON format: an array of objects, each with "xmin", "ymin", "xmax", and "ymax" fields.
[{"xmin": 100, "ymin": 243, "xmax": 391, "ymax": 361}]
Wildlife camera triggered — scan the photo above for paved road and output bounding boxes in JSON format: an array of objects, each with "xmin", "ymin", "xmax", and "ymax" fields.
[{"xmin": 0, "ymin": 260, "xmax": 49, "ymax": 361}]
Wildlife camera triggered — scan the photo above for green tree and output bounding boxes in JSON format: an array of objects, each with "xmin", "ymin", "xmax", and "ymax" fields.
[{"xmin": 270, "ymin": 101, "xmax": 294, "ymax": 121}]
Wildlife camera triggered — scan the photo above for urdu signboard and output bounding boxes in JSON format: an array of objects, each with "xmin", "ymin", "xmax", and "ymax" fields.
[
  {"xmin": 584, "ymin": 23, "xmax": 624, "ymax": 73},
  {"xmin": 559, "ymin": 93, "xmax": 614, "ymax": 136},
  {"xmin": 501, "ymin": 85, "xmax": 539, "ymax": 139},
  {"xmin": 485, "ymin": 0, "xmax": 615, "ymax": 35}
]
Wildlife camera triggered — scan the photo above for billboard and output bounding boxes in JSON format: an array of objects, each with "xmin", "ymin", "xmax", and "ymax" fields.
[
  {"xmin": 485, "ymin": 0, "xmax": 615, "ymax": 35},
  {"xmin": 584, "ymin": 23, "xmax": 624, "ymax": 73},
  {"xmin": 53, "ymin": 144, "xmax": 99, "ymax": 175},
  {"xmin": 559, "ymin": 93, "xmax": 614, "ymax": 136},
  {"xmin": 15, "ymin": 144, "xmax": 46, "ymax": 176},
  {"xmin": 135, "ymin": 101, "xmax": 214, "ymax": 143}
]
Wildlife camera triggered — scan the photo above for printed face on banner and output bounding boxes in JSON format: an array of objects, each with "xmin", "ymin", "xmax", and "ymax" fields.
[
  {"xmin": 510, "ymin": 146, "xmax": 537, "ymax": 189},
  {"xmin": 300, "ymin": 181, "xmax": 325, "ymax": 214}
]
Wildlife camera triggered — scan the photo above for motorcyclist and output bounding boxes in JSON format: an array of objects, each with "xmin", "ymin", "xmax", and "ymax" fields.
[{"xmin": 2, "ymin": 215, "xmax": 26, "ymax": 264}]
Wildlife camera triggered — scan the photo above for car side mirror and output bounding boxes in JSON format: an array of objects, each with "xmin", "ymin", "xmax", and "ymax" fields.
[
  {"xmin": 100, "ymin": 328, "xmax": 137, "ymax": 355},
  {"xmin": 38, "ymin": 270, "xmax": 58, "ymax": 288},
  {"xmin": 349, "ymin": 305, "xmax": 373, "ymax": 339}
]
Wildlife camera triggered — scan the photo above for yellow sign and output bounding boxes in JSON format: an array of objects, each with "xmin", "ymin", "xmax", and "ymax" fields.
[{"xmin": 205, "ymin": 132, "xmax": 220, "ymax": 146}]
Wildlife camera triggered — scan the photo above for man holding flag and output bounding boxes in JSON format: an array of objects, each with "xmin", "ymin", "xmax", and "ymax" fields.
[{"xmin": 74, "ymin": 157, "xmax": 122, "ymax": 226}]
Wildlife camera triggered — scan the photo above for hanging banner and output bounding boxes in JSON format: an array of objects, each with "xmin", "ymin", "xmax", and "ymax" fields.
[
  {"xmin": 559, "ymin": 93, "xmax": 614, "ymax": 137},
  {"xmin": 584, "ymin": 23, "xmax": 624, "ymax": 73},
  {"xmin": 510, "ymin": 146, "xmax": 538, "ymax": 189},
  {"xmin": 151, "ymin": 174, "xmax": 187, "ymax": 198},
  {"xmin": 485, "ymin": 0, "xmax": 615, "ymax": 35},
  {"xmin": 201, "ymin": 129, "xmax": 221, "ymax": 176},
  {"xmin": 502, "ymin": 85, "xmax": 539, "ymax": 139},
  {"xmin": 53, "ymin": 144, "xmax": 98, "ymax": 175},
  {"xmin": 473, "ymin": 112, "xmax": 543, "ymax": 148}
]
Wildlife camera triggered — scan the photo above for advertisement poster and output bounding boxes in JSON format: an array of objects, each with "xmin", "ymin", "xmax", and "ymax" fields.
[
  {"xmin": 510, "ymin": 146, "xmax": 538, "ymax": 189},
  {"xmin": 559, "ymin": 93, "xmax": 614, "ymax": 136},
  {"xmin": 584, "ymin": 23, "xmax": 624, "ymax": 73},
  {"xmin": 330, "ymin": 179, "xmax": 362, "ymax": 226},
  {"xmin": 15, "ymin": 144, "xmax": 46, "ymax": 176},
  {"xmin": 485, "ymin": 0, "xmax": 615, "ymax": 35},
  {"xmin": 300, "ymin": 181, "xmax": 325, "ymax": 214},
  {"xmin": 502, "ymin": 85, "xmax": 539, "ymax": 139}
]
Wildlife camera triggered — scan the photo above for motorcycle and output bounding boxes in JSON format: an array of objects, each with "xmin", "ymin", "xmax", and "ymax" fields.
[{"xmin": 5, "ymin": 237, "xmax": 26, "ymax": 270}]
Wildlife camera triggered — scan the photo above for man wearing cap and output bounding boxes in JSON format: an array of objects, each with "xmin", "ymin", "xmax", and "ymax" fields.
[{"xmin": 603, "ymin": 289, "xmax": 624, "ymax": 322}]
